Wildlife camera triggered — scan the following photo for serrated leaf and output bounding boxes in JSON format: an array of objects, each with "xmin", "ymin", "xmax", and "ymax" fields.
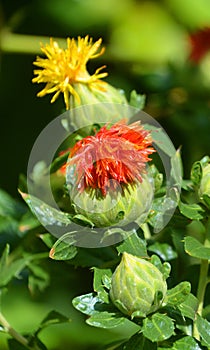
[
  {"xmin": 195, "ymin": 315, "xmax": 210, "ymax": 347},
  {"xmin": 184, "ymin": 236, "xmax": 210, "ymax": 260},
  {"xmin": 86, "ymin": 311, "xmax": 125, "ymax": 329},
  {"xmin": 148, "ymin": 242, "xmax": 178, "ymax": 261},
  {"xmin": 165, "ymin": 282, "xmax": 191, "ymax": 306},
  {"xmin": 121, "ymin": 333, "xmax": 157, "ymax": 350},
  {"xmin": 142, "ymin": 313, "xmax": 174, "ymax": 342},
  {"xmin": 19, "ymin": 191, "xmax": 72, "ymax": 227},
  {"xmin": 172, "ymin": 336, "xmax": 203, "ymax": 350},
  {"xmin": 179, "ymin": 202, "xmax": 204, "ymax": 220},
  {"xmin": 116, "ymin": 230, "xmax": 147, "ymax": 258},
  {"xmin": 49, "ymin": 232, "xmax": 77, "ymax": 260},
  {"xmin": 178, "ymin": 293, "xmax": 198, "ymax": 320},
  {"xmin": 72, "ymin": 293, "xmax": 104, "ymax": 316},
  {"xmin": 93, "ymin": 267, "xmax": 112, "ymax": 302}
]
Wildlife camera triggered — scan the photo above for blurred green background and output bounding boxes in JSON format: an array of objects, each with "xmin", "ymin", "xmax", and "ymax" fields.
[{"xmin": 1, "ymin": 0, "xmax": 210, "ymax": 349}]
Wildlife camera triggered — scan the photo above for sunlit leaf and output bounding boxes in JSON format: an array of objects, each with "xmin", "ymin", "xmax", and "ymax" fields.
[
  {"xmin": 142, "ymin": 313, "xmax": 174, "ymax": 342},
  {"xmin": 195, "ymin": 315, "xmax": 210, "ymax": 347},
  {"xmin": 49, "ymin": 233, "xmax": 77, "ymax": 260},
  {"xmin": 178, "ymin": 293, "xmax": 199, "ymax": 320},
  {"xmin": 116, "ymin": 230, "xmax": 147, "ymax": 258},
  {"xmin": 86, "ymin": 311, "xmax": 125, "ymax": 329},
  {"xmin": 165, "ymin": 281, "xmax": 191, "ymax": 306},
  {"xmin": 179, "ymin": 202, "xmax": 204, "ymax": 220},
  {"xmin": 184, "ymin": 236, "xmax": 210, "ymax": 260}
]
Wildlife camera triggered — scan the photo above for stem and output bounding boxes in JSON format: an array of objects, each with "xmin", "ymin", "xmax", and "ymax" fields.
[
  {"xmin": 193, "ymin": 220, "xmax": 210, "ymax": 340},
  {"xmin": 0, "ymin": 311, "xmax": 29, "ymax": 348},
  {"xmin": 141, "ymin": 223, "xmax": 151, "ymax": 240},
  {"xmin": 0, "ymin": 28, "xmax": 67, "ymax": 55}
]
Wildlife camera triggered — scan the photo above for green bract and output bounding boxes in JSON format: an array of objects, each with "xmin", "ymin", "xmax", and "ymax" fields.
[
  {"xmin": 199, "ymin": 163, "xmax": 210, "ymax": 198},
  {"xmin": 110, "ymin": 252, "xmax": 167, "ymax": 318},
  {"xmin": 71, "ymin": 175, "xmax": 154, "ymax": 227}
]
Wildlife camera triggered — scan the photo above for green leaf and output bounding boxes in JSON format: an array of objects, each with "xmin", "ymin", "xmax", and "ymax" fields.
[
  {"xmin": 50, "ymin": 151, "xmax": 69, "ymax": 173},
  {"xmin": 150, "ymin": 254, "xmax": 171, "ymax": 279},
  {"xmin": 179, "ymin": 202, "xmax": 204, "ymax": 220},
  {"xmin": 195, "ymin": 315, "xmax": 210, "ymax": 347},
  {"xmin": 190, "ymin": 161, "xmax": 202, "ymax": 186},
  {"xmin": 116, "ymin": 230, "xmax": 147, "ymax": 258},
  {"xmin": 39, "ymin": 310, "xmax": 70, "ymax": 329},
  {"xmin": 203, "ymin": 194, "xmax": 210, "ymax": 209},
  {"xmin": 129, "ymin": 90, "xmax": 145, "ymax": 110},
  {"xmin": 0, "ymin": 189, "xmax": 26, "ymax": 219},
  {"xmin": 93, "ymin": 267, "xmax": 112, "ymax": 302},
  {"xmin": 165, "ymin": 281, "xmax": 191, "ymax": 306},
  {"xmin": 86, "ymin": 311, "xmax": 125, "ymax": 329},
  {"xmin": 49, "ymin": 232, "xmax": 77, "ymax": 260},
  {"xmin": 8, "ymin": 339, "xmax": 28, "ymax": 350},
  {"xmin": 72, "ymin": 292, "xmax": 104, "ymax": 316},
  {"xmin": 120, "ymin": 333, "xmax": 157, "ymax": 350},
  {"xmin": 0, "ymin": 245, "xmax": 28, "ymax": 287},
  {"xmin": 148, "ymin": 242, "xmax": 178, "ymax": 261},
  {"xmin": 172, "ymin": 336, "xmax": 203, "ymax": 350},
  {"xmin": 39, "ymin": 233, "xmax": 56, "ymax": 248},
  {"xmin": 19, "ymin": 191, "xmax": 72, "ymax": 227},
  {"xmin": 178, "ymin": 293, "xmax": 199, "ymax": 320},
  {"xmin": 28, "ymin": 263, "xmax": 50, "ymax": 294},
  {"xmin": 142, "ymin": 313, "xmax": 174, "ymax": 342},
  {"xmin": 184, "ymin": 236, "xmax": 210, "ymax": 260}
]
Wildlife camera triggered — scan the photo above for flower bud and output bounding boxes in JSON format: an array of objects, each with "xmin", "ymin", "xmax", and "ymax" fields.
[
  {"xmin": 198, "ymin": 163, "xmax": 210, "ymax": 199},
  {"xmin": 71, "ymin": 175, "xmax": 153, "ymax": 227},
  {"xmin": 110, "ymin": 252, "xmax": 167, "ymax": 318}
]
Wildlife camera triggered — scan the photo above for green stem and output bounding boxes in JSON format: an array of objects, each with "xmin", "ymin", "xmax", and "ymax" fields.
[
  {"xmin": 193, "ymin": 220, "xmax": 210, "ymax": 340},
  {"xmin": 0, "ymin": 311, "xmax": 29, "ymax": 348},
  {"xmin": 0, "ymin": 28, "xmax": 67, "ymax": 55}
]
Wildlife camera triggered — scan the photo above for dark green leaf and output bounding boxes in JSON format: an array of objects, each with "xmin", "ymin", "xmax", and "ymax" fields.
[
  {"xmin": 120, "ymin": 333, "xmax": 157, "ymax": 350},
  {"xmin": 184, "ymin": 236, "xmax": 210, "ymax": 260},
  {"xmin": 178, "ymin": 293, "xmax": 199, "ymax": 320},
  {"xmin": 28, "ymin": 263, "xmax": 50, "ymax": 294},
  {"xmin": 0, "ymin": 189, "xmax": 26, "ymax": 219},
  {"xmin": 49, "ymin": 233, "xmax": 77, "ymax": 260},
  {"xmin": 148, "ymin": 242, "xmax": 178, "ymax": 261},
  {"xmin": 165, "ymin": 281, "xmax": 191, "ymax": 306},
  {"xmin": 8, "ymin": 339, "xmax": 28, "ymax": 350},
  {"xmin": 50, "ymin": 151, "xmax": 69, "ymax": 173},
  {"xmin": 116, "ymin": 230, "xmax": 147, "ymax": 258},
  {"xmin": 203, "ymin": 194, "xmax": 210, "ymax": 209},
  {"xmin": 0, "ymin": 245, "xmax": 28, "ymax": 287},
  {"xmin": 86, "ymin": 311, "xmax": 125, "ymax": 329},
  {"xmin": 179, "ymin": 202, "xmax": 204, "ymax": 220},
  {"xmin": 172, "ymin": 336, "xmax": 203, "ymax": 350},
  {"xmin": 142, "ymin": 313, "xmax": 174, "ymax": 342},
  {"xmin": 39, "ymin": 310, "xmax": 70, "ymax": 329},
  {"xmin": 195, "ymin": 315, "xmax": 210, "ymax": 347}
]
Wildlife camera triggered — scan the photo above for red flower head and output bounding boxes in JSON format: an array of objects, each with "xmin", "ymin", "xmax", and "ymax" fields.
[
  {"xmin": 189, "ymin": 27, "xmax": 210, "ymax": 63},
  {"xmin": 66, "ymin": 120, "xmax": 155, "ymax": 196}
]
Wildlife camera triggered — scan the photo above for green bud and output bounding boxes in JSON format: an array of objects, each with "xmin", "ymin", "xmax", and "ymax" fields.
[
  {"xmin": 110, "ymin": 252, "xmax": 167, "ymax": 318},
  {"xmin": 198, "ymin": 163, "xmax": 210, "ymax": 199},
  {"xmin": 69, "ymin": 83, "xmax": 130, "ymax": 130},
  {"xmin": 71, "ymin": 175, "xmax": 153, "ymax": 227}
]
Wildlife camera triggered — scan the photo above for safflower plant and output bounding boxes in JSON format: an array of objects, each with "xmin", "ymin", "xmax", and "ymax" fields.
[{"xmin": 0, "ymin": 36, "xmax": 210, "ymax": 350}]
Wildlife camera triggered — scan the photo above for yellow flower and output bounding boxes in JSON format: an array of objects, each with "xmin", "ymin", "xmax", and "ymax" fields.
[{"xmin": 32, "ymin": 36, "xmax": 108, "ymax": 110}]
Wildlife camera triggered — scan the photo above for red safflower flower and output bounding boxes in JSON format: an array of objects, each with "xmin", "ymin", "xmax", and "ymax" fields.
[
  {"xmin": 65, "ymin": 120, "xmax": 155, "ymax": 196},
  {"xmin": 189, "ymin": 27, "xmax": 210, "ymax": 63}
]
